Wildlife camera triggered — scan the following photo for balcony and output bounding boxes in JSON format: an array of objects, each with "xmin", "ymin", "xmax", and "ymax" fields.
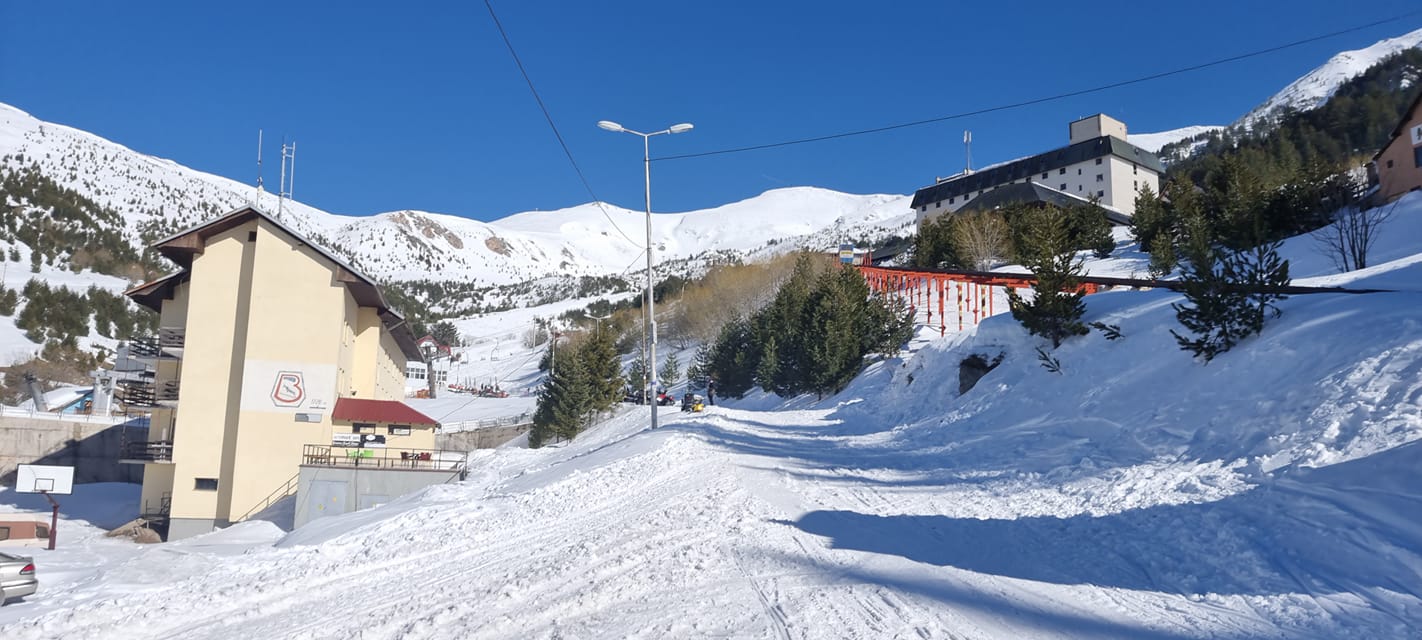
[
  {"xmin": 129, "ymin": 327, "xmax": 186, "ymax": 361},
  {"xmin": 120, "ymin": 440, "xmax": 174, "ymax": 464},
  {"xmin": 116, "ymin": 379, "xmax": 179, "ymax": 408},
  {"xmin": 301, "ymin": 444, "xmax": 467, "ymax": 472}
]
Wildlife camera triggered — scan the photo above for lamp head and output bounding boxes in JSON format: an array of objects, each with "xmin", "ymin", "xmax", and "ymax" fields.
[
  {"xmin": 668, "ymin": 123, "xmax": 694, "ymax": 134},
  {"xmin": 597, "ymin": 120, "xmax": 625, "ymax": 133}
]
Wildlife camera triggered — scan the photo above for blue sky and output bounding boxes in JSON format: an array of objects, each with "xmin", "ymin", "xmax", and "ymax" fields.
[{"xmin": 2, "ymin": 1, "xmax": 1420, "ymax": 221}]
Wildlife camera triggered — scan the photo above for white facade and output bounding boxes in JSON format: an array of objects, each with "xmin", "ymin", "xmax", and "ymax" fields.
[{"xmin": 913, "ymin": 114, "xmax": 1162, "ymax": 226}]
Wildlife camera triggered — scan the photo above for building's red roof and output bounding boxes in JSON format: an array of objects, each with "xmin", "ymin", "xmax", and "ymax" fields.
[{"xmin": 332, "ymin": 398, "xmax": 439, "ymax": 426}]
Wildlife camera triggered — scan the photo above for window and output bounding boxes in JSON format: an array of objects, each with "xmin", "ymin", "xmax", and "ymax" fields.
[
  {"xmin": 35, "ymin": 524, "xmax": 49, "ymax": 539},
  {"xmin": 1415, "ymin": 146, "xmax": 1422, "ymax": 168},
  {"xmin": 1041, "ymin": 172, "xmax": 1048, "ymax": 179},
  {"xmin": 389, "ymin": 425, "xmax": 412, "ymax": 436},
  {"xmin": 353, "ymin": 423, "xmax": 376, "ymax": 434},
  {"xmin": 1132, "ymin": 163, "xmax": 1138, "ymax": 175},
  {"xmin": 247, "ymin": 231, "xmax": 257, "ymax": 242},
  {"xmin": 936, "ymin": 201, "xmax": 942, "ymax": 208},
  {"xmin": 0, "ymin": 526, "xmax": 9, "ymax": 541},
  {"xmin": 1387, "ymin": 159, "xmax": 1394, "ymax": 169},
  {"xmin": 1078, "ymin": 185, "xmax": 1083, "ymax": 192},
  {"xmin": 1060, "ymin": 183, "xmax": 1066, "ymax": 190},
  {"xmin": 1095, "ymin": 158, "xmax": 1103, "ymax": 165},
  {"xmin": 1096, "ymin": 174, "xmax": 1104, "ymax": 182},
  {"xmin": 406, "ymin": 367, "xmax": 425, "ymax": 381},
  {"xmin": 1077, "ymin": 168, "xmax": 1082, "ymax": 175},
  {"xmin": 1059, "ymin": 168, "xmax": 1066, "ymax": 175},
  {"xmin": 1097, "ymin": 190, "xmax": 1105, "ymax": 198},
  {"xmin": 194, "ymin": 478, "xmax": 218, "ymax": 491},
  {"xmin": 948, "ymin": 197, "xmax": 954, "ymax": 205}
]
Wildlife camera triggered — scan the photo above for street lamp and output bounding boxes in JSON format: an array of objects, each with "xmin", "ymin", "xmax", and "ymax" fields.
[{"xmin": 597, "ymin": 119, "xmax": 693, "ymax": 429}]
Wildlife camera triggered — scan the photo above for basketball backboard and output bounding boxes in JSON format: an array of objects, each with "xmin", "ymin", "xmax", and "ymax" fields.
[{"xmin": 15, "ymin": 464, "xmax": 75, "ymax": 495}]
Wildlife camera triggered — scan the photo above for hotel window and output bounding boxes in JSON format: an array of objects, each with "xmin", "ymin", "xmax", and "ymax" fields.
[
  {"xmin": 949, "ymin": 197, "xmax": 955, "ymax": 204},
  {"xmin": 1078, "ymin": 168, "xmax": 1082, "ymax": 175},
  {"xmin": 1095, "ymin": 158, "xmax": 1102, "ymax": 165},
  {"xmin": 353, "ymin": 423, "xmax": 376, "ymax": 434},
  {"xmin": 1132, "ymin": 163, "xmax": 1138, "ymax": 175},
  {"xmin": 1059, "ymin": 168, "xmax": 1066, "ymax": 175},
  {"xmin": 195, "ymin": 478, "xmax": 218, "ymax": 491},
  {"xmin": 1096, "ymin": 174, "xmax": 1104, "ymax": 182},
  {"xmin": 1387, "ymin": 159, "xmax": 1394, "ymax": 169},
  {"xmin": 1097, "ymin": 190, "xmax": 1105, "ymax": 198},
  {"xmin": 1060, "ymin": 184, "xmax": 1066, "ymax": 190},
  {"xmin": 1041, "ymin": 172, "xmax": 1048, "ymax": 179},
  {"xmin": 1415, "ymin": 147, "xmax": 1422, "ymax": 168}
]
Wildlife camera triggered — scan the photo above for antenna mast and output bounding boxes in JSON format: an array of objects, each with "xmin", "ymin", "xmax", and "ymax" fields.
[
  {"xmin": 278, "ymin": 138, "xmax": 297, "ymax": 218},
  {"xmin": 964, "ymin": 130, "xmax": 973, "ymax": 173},
  {"xmin": 253, "ymin": 129, "xmax": 264, "ymax": 207}
]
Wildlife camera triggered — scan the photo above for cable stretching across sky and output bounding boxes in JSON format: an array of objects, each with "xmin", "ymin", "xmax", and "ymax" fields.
[{"xmin": 653, "ymin": 9, "xmax": 1422, "ymax": 163}]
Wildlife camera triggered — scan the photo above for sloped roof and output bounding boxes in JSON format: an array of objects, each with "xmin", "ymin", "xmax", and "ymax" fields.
[
  {"xmin": 912, "ymin": 136, "xmax": 1163, "ymax": 209},
  {"xmin": 957, "ymin": 182, "xmax": 1134, "ymax": 225},
  {"xmin": 332, "ymin": 398, "xmax": 439, "ymax": 426},
  {"xmin": 1373, "ymin": 90, "xmax": 1422, "ymax": 160}
]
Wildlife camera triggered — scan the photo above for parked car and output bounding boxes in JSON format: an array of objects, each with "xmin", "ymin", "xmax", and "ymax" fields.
[
  {"xmin": 0, "ymin": 552, "xmax": 37, "ymax": 604},
  {"xmin": 0, "ymin": 515, "xmax": 51, "ymax": 549}
]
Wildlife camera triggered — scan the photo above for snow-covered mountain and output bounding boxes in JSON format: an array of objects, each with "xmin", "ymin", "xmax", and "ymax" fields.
[
  {"xmin": 0, "ymin": 101, "xmax": 912, "ymax": 291},
  {"xmin": 1126, "ymin": 125, "xmax": 1224, "ymax": 153},
  {"xmin": 1235, "ymin": 26, "xmax": 1422, "ymax": 131}
]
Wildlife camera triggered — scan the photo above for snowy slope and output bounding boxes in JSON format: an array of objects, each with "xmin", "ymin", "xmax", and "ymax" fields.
[
  {"xmin": 4, "ymin": 196, "xmax": 1422, "ymax": 638},
  {"xmin": 1127, "ymin": 125, "xmax": 1224, "ymax": 153},
  {"xmin": 0, "ymin": 102, "xmax": 912, "ymax": 289},
  {"xmin": 1236, "ymin": 26, "xmax": 1422, "ymax": 131}
]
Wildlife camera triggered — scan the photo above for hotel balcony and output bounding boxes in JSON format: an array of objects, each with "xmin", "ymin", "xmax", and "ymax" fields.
[
  {"xmin": 129, "ymin": 327, "xmax": 186, "ymax": 361},
  {"xmin": 120, "ymin": 440, "xmax": 174, "ymax": 464},
  {"xmin": 116, "ymin": 379, "xmax": 180, "ymax": 408}
]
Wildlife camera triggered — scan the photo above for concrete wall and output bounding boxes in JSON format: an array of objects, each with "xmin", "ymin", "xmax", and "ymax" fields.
[
  {"xmin": 437, "ymin": 424, "xmax": 530, "ymax": 451},
  {"xmin": 294, "ymin": 464, "xmax": 465, "ymax": 529},
  {"xmin": 0, "ymin": 416, "xmax": 144, "ymax": 486}
]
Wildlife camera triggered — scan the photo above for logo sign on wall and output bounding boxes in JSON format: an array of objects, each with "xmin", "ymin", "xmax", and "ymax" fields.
[
  {"xmin": 271, "ymin": 371, "xmax": 306, "ymax": 407},
  {"xmin": 1412, "ymin": 124, "xmax": 1422, "ymax": 146},
  {"xmin": 241, "ymin": 361, "xmax": 335, "ymax": 414}
]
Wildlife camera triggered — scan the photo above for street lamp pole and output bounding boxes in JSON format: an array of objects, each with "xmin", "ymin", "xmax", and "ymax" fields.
[{"xmin": 597, "ymin": 119, "xmax": 693, "ymax": 429}]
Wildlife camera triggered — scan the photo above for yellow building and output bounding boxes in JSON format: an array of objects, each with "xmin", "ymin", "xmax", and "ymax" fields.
[{"xmin": 122, "ymin": 206, "xmax": 442, "ymax": 540}]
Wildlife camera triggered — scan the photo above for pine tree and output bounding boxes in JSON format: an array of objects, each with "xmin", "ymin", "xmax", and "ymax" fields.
[
  {"xmin": 658, "ymin": 351, "xmax": 682, "ymax": 388},
  {"xmin": 578, "ymin": 329, "xmax": 624, "ymax": 411},
  {"xmin": 685, "ymin": 343, "xmax": 713, "ymax": 390},
  {"xmin": 1006, "ymin": 209, "xmax": 1089, "ymax": 348},
  {"xmin": 707, "ymin": 317, "xmax": 758, "ymax": 398},
  {"xmin": 1170, "ymin": 218, "xmax": 1290, "ymax": 362}
]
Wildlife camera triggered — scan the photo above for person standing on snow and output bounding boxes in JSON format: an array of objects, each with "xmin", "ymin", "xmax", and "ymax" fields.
[{"xmin": 707, "ymin": 378, "xmax": 717, "ymax": 406}]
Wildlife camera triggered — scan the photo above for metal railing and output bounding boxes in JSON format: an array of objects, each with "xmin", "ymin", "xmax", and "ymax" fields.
[
  {"xmin": 237, "ymin": 473, "xmax": 300, "ymax": 522},
  {"xmin": 0, "ymin": 406, "xmax": 135, "ymax": 424},
  {"xmin": 438, "ymin": 412, "xmax": 533, "ymax": 434},
  {"xmin": 121, "ymin": 440, "xmax": 174, "ymax": 463},
  {"xmin": 301, "ymin": 444, "xmax": 467, "ymax": 472},
  {"xmin": 129, "ymin": 327, "xmax": 186, "ymax": 360}
]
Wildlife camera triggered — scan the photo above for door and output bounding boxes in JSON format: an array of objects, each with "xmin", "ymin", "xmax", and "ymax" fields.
[{"xmin": 308, "ymin": 480, "xmax": 349, "ymax": 521}]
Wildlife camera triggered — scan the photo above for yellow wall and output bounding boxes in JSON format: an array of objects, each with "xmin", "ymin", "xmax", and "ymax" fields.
[
  {"xmin": 149, "ymin": 213, "xmax": 422, "ymax": 528},
  {"xmin": 165, "ymin": 220, "xmax": 255, "ymax": 522}
]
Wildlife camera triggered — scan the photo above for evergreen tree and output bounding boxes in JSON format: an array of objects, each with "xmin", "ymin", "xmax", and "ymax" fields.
[
  {"xmin": 530, "ymin": 344, "xmax": 592, "ymax": 447},
  {"xmin": 658, "ymin": 351, "xmax": 682, "ymax": 388},
  {"xmin": 707, "ymin": 317, "xmax": 758, "ymax": 398},
  {"xmin": 578, "ymin": 329, "xmax": 624, "ymax": 411},
  {"xmin": 685, "ymin": 343, "xmax": 713, "ymax": 391},
  {"xmin": 911, "ymin": 214, "xmax": 965, "ymax": 269},
  {"xmin": 1006, "ymin": 209, "xmax": 1089, "ymax": 348},
  {"xmin": 625, "ymin": 354, "xmax": 648, "ymax": 399},
  {"xmin": 1170, "ymin": 219, "xmax": 1290, "ymax": 362}
]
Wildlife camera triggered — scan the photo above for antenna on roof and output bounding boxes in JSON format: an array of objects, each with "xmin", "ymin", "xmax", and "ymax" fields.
[
  {"xmin": 278, "ymin": 138, "xmax": 297, "ymax": 219},
  {"xmin": 964, "ymin": 130, "xmax": 973, "ymax": 174},
  {"xmin": 253, "ymin": 129, "xmax": 264, "ymax": 207}
]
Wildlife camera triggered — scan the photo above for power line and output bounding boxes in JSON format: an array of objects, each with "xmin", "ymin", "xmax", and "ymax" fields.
[
  {"xmin": 481, "ymin": 0, "xmax": 640, "ymax": 248},
  {"xmin": 654, "ymin": 10, "xmax": 1422, "ymax": 162}
]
